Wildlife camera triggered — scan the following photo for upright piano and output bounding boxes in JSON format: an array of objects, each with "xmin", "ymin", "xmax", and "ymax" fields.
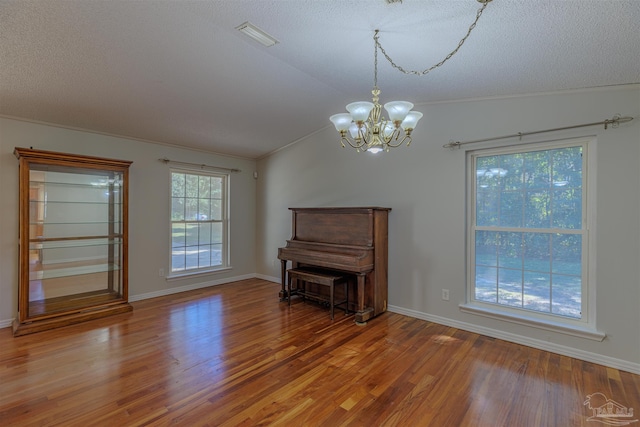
[{"xmin": 277, "ymin": 207, "xmax": 390, "ymax": 324}]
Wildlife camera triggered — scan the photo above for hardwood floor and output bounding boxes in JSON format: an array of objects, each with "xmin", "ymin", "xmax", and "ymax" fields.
[{"xmin": 1, "ymin": 278, "xmax": 638, "ymax": 426}]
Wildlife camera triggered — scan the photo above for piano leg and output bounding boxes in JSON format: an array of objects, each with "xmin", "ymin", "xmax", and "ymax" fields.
[
  {"xmin": 279, "ymin": 259, "xmax": 288, "ymax": 301},
  {"xmin": 355, "ymin": 273, "xmax": 373, "ymax": 325}
]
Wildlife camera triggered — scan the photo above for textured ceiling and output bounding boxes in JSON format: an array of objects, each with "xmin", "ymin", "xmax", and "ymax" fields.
[{"xmin": 1, "ymin": 0, "xmax": 639, "ymax": 159}]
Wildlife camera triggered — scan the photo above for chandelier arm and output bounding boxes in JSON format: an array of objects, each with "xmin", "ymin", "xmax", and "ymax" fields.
[
  {"xmin": 341, "ymin": 136, "xmax": 368, "ymax": 150},
  {"xmin": 360, "ymin": 122, "xmax": 373, "ymax": 146},
  {"xmin": 380, "ymin": 127, "xmax": 399, "ymax": 144},
  {"xmin": 374, "ymin": 0, "xmax": 491, "ymax": 76},
  {"xmin": 385, "ymin": 134, "xmax": 411, "ymax": 148}
]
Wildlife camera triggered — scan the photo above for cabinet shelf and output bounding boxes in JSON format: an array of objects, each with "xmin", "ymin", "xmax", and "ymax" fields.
[
  {"xmin": 30, "ymin": 262, "xmax": 121, "ymax": 281},
  {"xmin": 29, "ymin": 180, "xmax": 123, "ymax": 188},
  {"xmin": 29, "ymin": 200, "xmax": 122, "ymax": 205},
  {"xmin": 29, "ymin": 237, "xmax": 122, "ymax": 248},
  {"xmin": 28, "ymin": 290, "xmax": 125, "ymax": 318},
  {"xmin": 30, "ymin": 220, "xmax": 123, "ymax": 225}
]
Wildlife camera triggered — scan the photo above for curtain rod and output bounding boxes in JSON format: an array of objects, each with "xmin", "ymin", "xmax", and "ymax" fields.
[
  {"xmin": 159, "ymin": 158, "xmax": 240, "ymax": 173},
  {"xmin": 443, "ymin": 115, "xmax": 634, "ymax": 149}
]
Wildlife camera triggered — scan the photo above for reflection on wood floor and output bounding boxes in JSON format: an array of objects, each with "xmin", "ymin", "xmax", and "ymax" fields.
[{"xmin": 1, "ymin": 278, "xmax": 638, "ymax": 426}]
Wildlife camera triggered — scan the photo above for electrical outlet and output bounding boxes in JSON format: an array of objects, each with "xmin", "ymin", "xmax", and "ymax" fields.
[
  {"xmin": 442, "ymin": 289, "xmax": 450, "ymax": 301},
  {"xmin": 159, "ymin": 268, "xmax": 165, "ymax": 277}
]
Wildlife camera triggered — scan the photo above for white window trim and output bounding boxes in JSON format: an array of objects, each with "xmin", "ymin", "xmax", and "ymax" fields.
[
  {"xmin": 458, "ymin": 303, "xmax": 605, "ymax": 341},
  {"xmin": 167, "ymin": 167, "xmax": 231, "ymax": 278},
  {"xmin": 166, "ymin": 266, "xmax": 233, "ymax": 281},
  {"xmin": 462, "ymin": 137, "xmax": 604, "ymax": 340}
]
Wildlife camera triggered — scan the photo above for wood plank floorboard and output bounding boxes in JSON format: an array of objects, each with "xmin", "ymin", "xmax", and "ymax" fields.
[{"xmin": 0, "ymin": 278, "xmax": 638, "ymax": 426}]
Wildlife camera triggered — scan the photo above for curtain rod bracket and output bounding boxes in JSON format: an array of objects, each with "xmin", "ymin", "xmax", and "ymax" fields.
[
  {"xmin": 605, "ymin": 114, "xmax": 623, "ymax": 130},
  {"xmin": 447, "ymin": 140, "xmax": 461, "ymax": 150}
]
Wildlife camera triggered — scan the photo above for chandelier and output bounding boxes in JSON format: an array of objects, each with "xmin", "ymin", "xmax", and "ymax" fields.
[{"xmin": 329, "ymin": 0, "xmax": 493, "ymax": 153}]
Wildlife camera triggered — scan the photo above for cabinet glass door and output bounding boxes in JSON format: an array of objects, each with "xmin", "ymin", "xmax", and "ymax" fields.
[{"xmin": 27, "ymin": 166, "xmax": 125, "ymax": 318}]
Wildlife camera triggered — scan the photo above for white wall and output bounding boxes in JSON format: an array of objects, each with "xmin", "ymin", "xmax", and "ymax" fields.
[
  {"xmin": 0, "ymin": 117, "xmax": 257, "ymax": 325},
  {"xmin": 256, "ymin": 86, "xmax": 640, "ymax": 372}
]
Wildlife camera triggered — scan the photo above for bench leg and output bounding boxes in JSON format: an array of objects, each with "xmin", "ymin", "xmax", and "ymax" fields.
[
  {"xmin": 330, "ymin": 284, "xmax": 334, "ymax": 320},
  {"xmin": 279, "ymin": 260, "xmax": 287, "ymax": 301},
  {"xmin": 345, "ymin": 280, "xmax": 349, "ymax": 314}
]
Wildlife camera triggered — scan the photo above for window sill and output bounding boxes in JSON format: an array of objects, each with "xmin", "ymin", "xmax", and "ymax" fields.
[
  {"xmin": 166, "ymin": 266, "xmax": 232, "ymax": 282},
  {"xmin": 459, "ymin": 303, "xmax": 606, "ymax": 341}
]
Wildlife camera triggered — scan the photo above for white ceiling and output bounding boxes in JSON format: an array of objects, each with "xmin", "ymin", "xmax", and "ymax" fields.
[{"xmin": 1, "ymin": 0, "xmax": 639, "ymax": 159}]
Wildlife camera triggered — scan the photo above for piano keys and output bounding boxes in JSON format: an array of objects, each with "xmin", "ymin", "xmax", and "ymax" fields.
[{"xmin": 278, "ymin": 207, "xmax": 390, "ymax": 324}]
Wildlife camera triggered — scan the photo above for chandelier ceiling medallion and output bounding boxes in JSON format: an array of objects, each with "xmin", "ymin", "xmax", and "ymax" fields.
[{"xmin": 330, "ymin": 0, "xmax": 493, "ymax": 154}]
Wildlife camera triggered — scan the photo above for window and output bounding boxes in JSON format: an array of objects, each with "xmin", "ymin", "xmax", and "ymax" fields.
[
  {"xmin": 466, "ymin": 140, "xmax": 593, "ymax": 330},
  {"xmin": 170, "ymin": 170, "xmax": 228, "ymax": 275}
]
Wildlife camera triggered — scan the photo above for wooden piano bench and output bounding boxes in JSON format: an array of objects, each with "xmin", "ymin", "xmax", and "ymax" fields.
[{"xmin": 287, "ymin": 267, "xmax": 349, "ymax": 320}]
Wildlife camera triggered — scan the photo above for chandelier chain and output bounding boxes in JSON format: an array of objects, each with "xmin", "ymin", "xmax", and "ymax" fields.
[
  {"xmin": 374, "ymin": 0, "xmax": 491, "ymax": 76},
  {"xmin": 374, "ymin": 30, "xmax": 379, "ymax": 88}
]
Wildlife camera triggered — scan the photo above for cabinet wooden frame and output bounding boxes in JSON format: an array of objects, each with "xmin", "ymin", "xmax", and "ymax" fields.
[{"xmin": 13, "ymin": 147, "xmax": 133, "ymax": 336}]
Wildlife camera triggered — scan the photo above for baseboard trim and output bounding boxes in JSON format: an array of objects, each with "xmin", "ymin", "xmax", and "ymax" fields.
[
  {"xmin": 255, "ymin": 273, "xmax": 280, "ymax": 283},
  {"xmin": 388, "ymin": 304, "xmax": 640, "ymax": 375},
  {"xmin": 128, "ymin": 273, "xmax": 257, "ymax": 302}
]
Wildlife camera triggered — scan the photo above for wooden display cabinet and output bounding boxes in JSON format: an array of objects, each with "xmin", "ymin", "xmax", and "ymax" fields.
[{"xmin": 13, "ymin": 148, "xmax": 133, "ymax": 336}]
